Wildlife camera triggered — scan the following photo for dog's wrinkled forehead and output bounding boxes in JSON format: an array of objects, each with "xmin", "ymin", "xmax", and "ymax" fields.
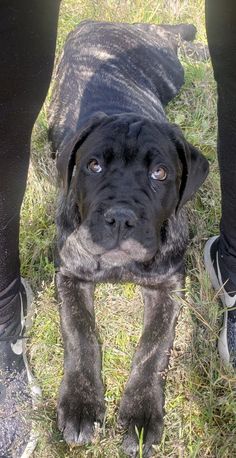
[
  {"xmin": 76, "ymin": 117, "xmax": 178, "ymax": 166},
  {"xmin": 58, "ymin": 113, "xmax": 208, "ymax": 212}
]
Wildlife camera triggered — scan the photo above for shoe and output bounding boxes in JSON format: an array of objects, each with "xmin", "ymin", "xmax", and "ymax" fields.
[
  {"xmin": 204, "ymin": 236, "xmax": 236, "ymax": 369},
  {"xmin": 0, "ymin": 279, "xmax": 42, "ymax": 457}
]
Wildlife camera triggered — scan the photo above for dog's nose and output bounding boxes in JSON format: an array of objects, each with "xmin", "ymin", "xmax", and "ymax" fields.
[{"xmin": 104, "ymin": 207, "xmax": 137, "ymax": 232}]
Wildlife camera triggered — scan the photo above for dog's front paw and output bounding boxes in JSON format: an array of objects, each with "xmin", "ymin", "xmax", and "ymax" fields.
[
  {"xmin": 57, "ymin": 379, "xmax": 105, "ymax": 446},
  {"xmin": 118, "ymin": 392, "xmax": 164, "ymax": 457}
]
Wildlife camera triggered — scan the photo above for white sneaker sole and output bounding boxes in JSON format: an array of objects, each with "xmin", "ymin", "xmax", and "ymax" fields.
[{"xmin": 203, "ymin": 237, "xmax": 230, "ymax": 365}]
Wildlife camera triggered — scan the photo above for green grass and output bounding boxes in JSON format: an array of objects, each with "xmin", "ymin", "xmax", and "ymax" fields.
[{"xmin": 19, "ymin": 1, "xmax": 236, "ymax": 456}]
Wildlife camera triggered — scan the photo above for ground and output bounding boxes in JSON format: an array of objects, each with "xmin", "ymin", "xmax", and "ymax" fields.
[{"xmin": 20, "ymin": 1, "xmax": 236, "ymax": 457}]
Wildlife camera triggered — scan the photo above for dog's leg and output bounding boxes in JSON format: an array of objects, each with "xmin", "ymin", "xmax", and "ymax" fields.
[
  {"xmin": 56, "ymin": 272, "xmax": 105, "ymax": 445},
  {"xmin": 119, "ymin": 273, "xmax": 183, "ymax": 457}
]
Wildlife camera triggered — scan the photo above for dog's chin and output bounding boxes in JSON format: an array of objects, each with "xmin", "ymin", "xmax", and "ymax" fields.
[
  {"xmin": 100, "ymin": 249, "xmax": 132, "ymax": 267},
  {"xmin": 100, "ymin": 246, "xmax": 157, "ymax": 267}
]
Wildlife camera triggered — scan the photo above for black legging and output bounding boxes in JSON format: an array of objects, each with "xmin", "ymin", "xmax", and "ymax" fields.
[
  {"xmin": 206, "ymin": 1, "xmax": 236, "ymax": 278},
  {"xmin": 0, "ymin": 1, "xmax": 236, "ymax": 325},
  {"xmin": 0, "ymin": 1, "xmax": 60, "ymax": 326}
]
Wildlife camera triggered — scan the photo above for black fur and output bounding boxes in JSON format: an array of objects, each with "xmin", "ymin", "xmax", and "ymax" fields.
[{"xmin": 48, "ymin": 21, "xmax": 209, "ymax": 457}]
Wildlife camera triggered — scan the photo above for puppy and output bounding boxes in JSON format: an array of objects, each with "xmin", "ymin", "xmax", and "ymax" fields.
[{"xmin": 48, "ymin": 21, "xmax": 209, "ymax": 457}]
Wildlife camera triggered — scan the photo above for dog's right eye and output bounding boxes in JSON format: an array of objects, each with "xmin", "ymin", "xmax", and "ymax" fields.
[{"xmin": 87, "ymin": 159, "xmax": 103, "ymax": 173}]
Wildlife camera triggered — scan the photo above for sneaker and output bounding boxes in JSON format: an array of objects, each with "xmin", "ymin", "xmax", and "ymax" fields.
[
  {"xmin": 204, "ymin": 236, "xmax": 236, "ymax": 369},
  {"xmin": 0, "ymin": 279, "xmax": 42, "ymax": 457}
]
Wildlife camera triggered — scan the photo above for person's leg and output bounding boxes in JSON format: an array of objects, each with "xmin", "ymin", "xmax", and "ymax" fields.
[
  {"xmin": 205, "ymin": 0, "xmax": 236, "ymax": 367},
  {"xmin": 0, "ymin": 1, "xmax": 60, "ymax": 455},
  {"xmin": 0, "ymin": 0, "xmax": 60, "ymax": 333}
]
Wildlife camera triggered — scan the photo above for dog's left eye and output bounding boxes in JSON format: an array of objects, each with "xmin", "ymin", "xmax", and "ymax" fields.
[
  {"xmin": 150, "ymin": 166, "xmax": 167, "ymax": 181},
  {"xmin": 87, "ymin": 159, "xmax": 103, "ymax": 173}
]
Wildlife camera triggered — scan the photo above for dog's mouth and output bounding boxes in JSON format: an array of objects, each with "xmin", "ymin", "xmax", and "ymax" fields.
[
  {"xmin": 86, "ymin": 237, "xmax": 157, "ymax": 266},
  {"xmin": 77, "ymin": 221, "xmax": 158, "ymax": 265}
]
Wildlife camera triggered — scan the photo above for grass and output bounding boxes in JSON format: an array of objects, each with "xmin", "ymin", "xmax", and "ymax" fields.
[{"xmin": 19, "ymin": 1, "xmax": 236, "ymax": 457}]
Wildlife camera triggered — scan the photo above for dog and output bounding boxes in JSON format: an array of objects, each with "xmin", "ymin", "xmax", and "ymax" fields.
[{"xmin": 48, "ymin": 21, "xmax": 209, "ymax": 457}]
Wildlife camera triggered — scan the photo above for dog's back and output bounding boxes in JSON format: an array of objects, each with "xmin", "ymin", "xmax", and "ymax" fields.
[{"xmin": 48, "ymin": 21, "xmax": 195, "ymax": 154}]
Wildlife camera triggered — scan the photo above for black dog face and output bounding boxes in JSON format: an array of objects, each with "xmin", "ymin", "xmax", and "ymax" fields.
[{"xmin": 58, "ymin": 113, "xmax": 208, "ymax": 268}]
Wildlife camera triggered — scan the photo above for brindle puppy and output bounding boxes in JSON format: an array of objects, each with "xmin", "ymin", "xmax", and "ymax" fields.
[{"xmin": 48, "ymin": 21, "xmax": 209, "ymax": 457}]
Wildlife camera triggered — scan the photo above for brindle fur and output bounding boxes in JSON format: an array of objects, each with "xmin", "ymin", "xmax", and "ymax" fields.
[{"xmin": 48, "ymin": 21, "xmax": 209, "ymax": 457}]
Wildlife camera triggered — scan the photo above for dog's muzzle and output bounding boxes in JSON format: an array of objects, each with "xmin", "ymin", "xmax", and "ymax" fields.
[{"xmin": 77, "ymin": 203, "xmax": 158, "ymax": 266}]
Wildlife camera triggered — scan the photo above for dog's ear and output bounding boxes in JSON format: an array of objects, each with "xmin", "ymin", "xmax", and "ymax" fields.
[
  {"xmin": 57, "ymin": 112, "xmax": 108, "ymax": 192},
  {"xmin": 170, "ymin": 124, "xmax": 209, "ymax": 213}
]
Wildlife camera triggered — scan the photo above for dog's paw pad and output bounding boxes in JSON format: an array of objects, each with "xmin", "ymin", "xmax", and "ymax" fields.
[
  {"xmin": 58, "ymin": 411, "xmax": 101, "ymax": 445},
  {"xmin": 121, "ymin": 428, "xmax": 158, "ymax": 458},
  {"xmin": 62, "ymin": 419, "xmax": 80, "ymax": 444},
  {"xmin": 121, "ymin": 432, "xmax": 139, "ymax": 457},
  {"xmin": 57, "ymin": 395, "xmax": 104, "ymax": 446},
  {"xmin": 118, "ymin": 403, "xmax": 163, "ymax": 457}
]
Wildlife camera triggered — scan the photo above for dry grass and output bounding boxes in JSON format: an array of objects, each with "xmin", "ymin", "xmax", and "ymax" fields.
[{"xmin": 19, "ymin": 1, "xmax": 236, "ymax": 457}]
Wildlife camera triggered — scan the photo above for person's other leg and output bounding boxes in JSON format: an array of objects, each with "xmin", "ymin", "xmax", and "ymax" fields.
[
  {"xmin": 205, "ymin": 0, "xmax": 236, "ymax": 367},
  {"xmin": 0, "ymin": 1, "xmax": 60, "ymax": 455}
]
